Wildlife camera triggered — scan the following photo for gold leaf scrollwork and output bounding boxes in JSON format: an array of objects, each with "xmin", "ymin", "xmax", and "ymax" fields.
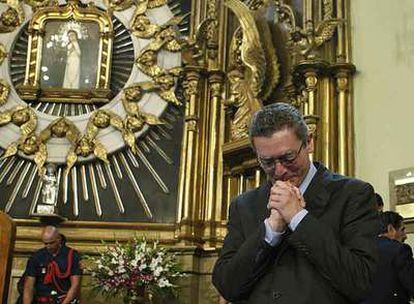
[
  {"xmin": 0, "ymin": 79, "xmax": 10, "ymax": 104},
  {"xmin": 133, "ymin": 0, "xmax": 187, "ymax": 109},
  {"xmin": 131, "ymin": 0, "xmax": 188, "ymax": 46},
  {"xmin": 0, "ymin": 106, "xmax": 38, "ymax": 138},
  {"xmin": 183, "ymin": 79, "xmax": 199, "ymax": 98},
  {"xmin": 136, "ymin": 38, "xmax": 183, "ymax": 105},
  {"xmin": 322, "ymin": 0, "xmax": 334, "ymax": 20},
  {"xmin": 182, "ymin": 18, "xmax": 215, "ymax": 66},
  {"xmin": 0, "ymin": 44, "xmax": 6, "ymax": 65},
  {"xmin": 0, "ymin": 106, "xmax": 48, "ymax": 175},
  {"xmin": 130, "ymin": 0, "xmax": 159, "ymax": 38},
  {"xmin": 3, "ymin": 134, "xmax": 47, "ymax": 177},
  {"xmin": 121, "ymin": 84, "xmax": 165, "ymax": 137},
  {"xmin": 85, "ymin": 109, "xmax": 142, "ymax": 157},
  {"xmin": 147, "ymin": 0, "xmax": 167, "ymax": 9},
  {"xmin": 154, "ymin": 69, "xmax": 183, "ymax": 105},
  {"xmin": 156, "ymin": 24, "xmax": 189, "ymax": 52},
  {"xmin": 70, "ymin": 136, "xmax": 109, "ymax": 171},
  {"xmin": 24, "ymin": 0, "xmax": 57, "ymax": 10},
  {"xmin": 103, "ymin": 0, "xmax": 135, "ymax": 11},
  {"xmin": 124, "ymin": 111, "xmax": 163, "ymax": 133},
  {"xmin": 122, "ymin": 83, "xmax": 148, "ymax": 106},
  {"xmin": 136, "ymin": 40, "xmax": 165, "ymax": 77},
  {"xmin": 289, "ymin": 19, "xmax": 343, "ymax": 58},
  {"xmin": 38, "ymin": 118, "xmax": 81, "ymax": 175},
  {"xmin": 0, "ymin": 2, "xmax": 25, "ymax": 33}
]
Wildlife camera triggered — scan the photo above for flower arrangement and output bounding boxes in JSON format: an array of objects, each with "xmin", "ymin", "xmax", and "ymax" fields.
[{"xmin": 88, "ymin": 238, "xmax": 184, "ymax": 303}]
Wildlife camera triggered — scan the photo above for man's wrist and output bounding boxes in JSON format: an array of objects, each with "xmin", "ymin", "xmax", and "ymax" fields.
[
  {"xmin": 264, "ymin": 219, "xmax": 286, "ymax": 246},
  {"xmin": 288, "ymin": 209, "xmax": 309, "ymax": 231},
  {"xmin": 265, "ymin": 217, "xmax": 286, "ymax": 232}
]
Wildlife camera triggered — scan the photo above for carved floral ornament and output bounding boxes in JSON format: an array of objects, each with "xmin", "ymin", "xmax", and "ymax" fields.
[{"xmin": 0, "ymin": 0, "xmax": 186, "ymax": 176}]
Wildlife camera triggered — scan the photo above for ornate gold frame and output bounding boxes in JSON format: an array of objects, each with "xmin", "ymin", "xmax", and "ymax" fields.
[{"xmin": 17, "ymin": 0, "xmax": 114, "ymax": 104}]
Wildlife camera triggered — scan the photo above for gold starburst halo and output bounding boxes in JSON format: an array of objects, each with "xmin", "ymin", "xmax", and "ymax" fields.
[{"xmin": 0, "ymin": 0, "xmax": 185, "ymax": 175}]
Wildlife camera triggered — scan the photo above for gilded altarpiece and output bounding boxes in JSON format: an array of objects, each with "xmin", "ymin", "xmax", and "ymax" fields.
[{"xmin": 0, "ymin": 0, "xmax": 354, "ymax": 303}]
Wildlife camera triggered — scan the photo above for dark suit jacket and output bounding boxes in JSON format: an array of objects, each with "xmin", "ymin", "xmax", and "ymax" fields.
[
  {"xmin": 362, "ymin": 237, "xmax": 414, "ymax": 304},
  {"xmin": 213, "ymin": 163, "xmax": 379, "ymax": 304}
]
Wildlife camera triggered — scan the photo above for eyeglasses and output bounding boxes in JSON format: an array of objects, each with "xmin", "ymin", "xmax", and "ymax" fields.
[{"xmin": 258, "ymin": 142, "xmax": 305, "ymax": 170}]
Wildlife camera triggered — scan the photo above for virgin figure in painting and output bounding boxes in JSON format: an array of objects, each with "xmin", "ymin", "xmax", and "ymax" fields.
[{"xmin": 62, "ymin": 30, "xmax": 81, "ymax": 89}]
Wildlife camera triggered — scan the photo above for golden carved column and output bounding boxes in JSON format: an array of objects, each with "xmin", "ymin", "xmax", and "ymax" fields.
[
  {"xmin": 202, "ymin": 71, "xmax": 225, "ymax": 246},
  {"xmin": 331, "ymin": 63, "xmax": 356, "ymax": 176},
  {"xmin": 303, "ymin": 71, "xmax": 319, "ymax": 161},
  {"xmin": 176, "ymin": 68, "xmax": 204, "ymax": 244},
  {"xmin": 335, "ymin": 0, "xmax": 352, "ymax": 63},
  {"xmin": 318, "ymin": 75, "xmax": 336, "ymax": 170},
  {"xmin": 304, "ymin": 0, "xmax": 314, "ymax": 27},
  {"xmin": 200, "ymin": 0, "xmax": 227, "ymax": 247},
  {"xmin": 336, "ymin": 73, "xmax": 348, "ymax": 174},
  {"xmin": 295, "ymin": 61, "xmax": 328, "ymax": 162}
]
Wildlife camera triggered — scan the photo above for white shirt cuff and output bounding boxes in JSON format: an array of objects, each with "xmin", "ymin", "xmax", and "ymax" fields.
[
  {"xmin": 288, "ymin": 209, "xmax": 308, "ymax": 231},
  {"xmin": 264, "ymin": 219, "xmax": 285, "ymax": 246}
]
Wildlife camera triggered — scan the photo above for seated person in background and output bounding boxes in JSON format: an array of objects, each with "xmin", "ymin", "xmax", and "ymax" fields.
[
  {"xmin": 363, "ymin": 211, "xmax": 414, "ymax": 304},
  {"xmin": 23, "ymin": 226, "xmax": 81, "ymax": 304}
]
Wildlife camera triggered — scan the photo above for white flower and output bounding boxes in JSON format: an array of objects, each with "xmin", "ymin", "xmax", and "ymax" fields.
[
  {"xmin": 154, "ymin": 266, "xmax": 163, "ymax": 277},
  {"xmin": 149, "ymin": 256, "xmax": 163, "ymax": 270},
  {"xmin": 158, "ymin": 278, "xmax": 172, "ymax": 288},
  {"xmin": 139, "ymin": 263, "xmax": 147, "ymax": 271}
]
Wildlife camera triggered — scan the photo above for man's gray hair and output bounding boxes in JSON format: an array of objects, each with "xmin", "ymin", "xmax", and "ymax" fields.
[{"xmin": 249, "ymin": 102, "xmax": 308, "ymax": 144}]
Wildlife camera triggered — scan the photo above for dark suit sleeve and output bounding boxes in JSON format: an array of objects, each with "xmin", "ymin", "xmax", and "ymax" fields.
[
  {"xmin": 395, "ymin": 243, "xmax": 414, "ymax": 296},
  {"xmin": 288, "ymin": 182, "xmax": 379, "ymax": 302},
  {"xmin": 212, "ymin": 197, "xmax": 277, "ymax": 302}
]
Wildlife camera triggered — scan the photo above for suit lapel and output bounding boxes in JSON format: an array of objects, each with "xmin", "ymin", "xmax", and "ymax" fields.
[{"xmin": 303, "ymin": 163, "xmax": 332, "ymax": 218}]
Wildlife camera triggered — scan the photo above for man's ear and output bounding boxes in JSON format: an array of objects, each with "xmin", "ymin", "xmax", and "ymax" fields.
[{"xmin": 387, "ymin": 224, "xmax": 396, "ymax": 235}]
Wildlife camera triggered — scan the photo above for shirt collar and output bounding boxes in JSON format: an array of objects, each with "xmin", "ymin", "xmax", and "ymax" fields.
[{"xmin": 299, "ymin": 162, "xmax": 317, "ymax": 195}]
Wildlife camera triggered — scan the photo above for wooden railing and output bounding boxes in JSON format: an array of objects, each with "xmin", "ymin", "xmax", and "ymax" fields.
[{"xmin": 0, "ymin": 212, "xmax": 16, "ymax": 303}]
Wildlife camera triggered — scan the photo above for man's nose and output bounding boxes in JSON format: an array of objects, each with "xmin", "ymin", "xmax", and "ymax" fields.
[{"xmin": 274, "ymin": 161, "xmax": 288, "ymax": 176}]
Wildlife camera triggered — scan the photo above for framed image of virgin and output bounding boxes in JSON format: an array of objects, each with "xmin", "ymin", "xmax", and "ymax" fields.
[
  {"xmin": 40, "ymin": 21, "xmax": 100, "ymax": 92},
  {"xmin": 17, "ymin": 1, "xmax": 113, "ymax": 104}
]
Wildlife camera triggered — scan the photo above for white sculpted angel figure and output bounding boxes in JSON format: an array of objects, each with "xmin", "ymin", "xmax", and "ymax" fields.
[
  {"xmin": 41, "ymin": 164, "xmax": 58, "ymax": 207},
  {"xmin": 62, "ymin": 30, "xmax": 81, "ymax": 89}
]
